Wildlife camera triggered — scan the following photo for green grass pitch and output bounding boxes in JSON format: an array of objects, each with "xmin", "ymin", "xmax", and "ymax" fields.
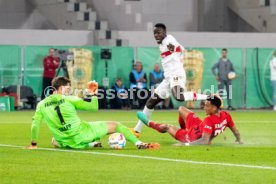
[{"xmin": 0, "ymin": 110, "xmax": 276, "ymax": 184}]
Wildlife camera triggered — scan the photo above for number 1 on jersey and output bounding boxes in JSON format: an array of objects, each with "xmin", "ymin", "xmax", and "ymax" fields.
[{"xmin": 54, "ymin": 105, "xmax": 65, "ymax": 125}]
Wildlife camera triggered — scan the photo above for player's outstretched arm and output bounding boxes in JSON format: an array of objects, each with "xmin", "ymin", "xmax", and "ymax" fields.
[
  {"xmin": 188, "ymin": 133, "xmax": 211, "ymax": 145},
  {"xmin": 72, "ymin": 80, "xmax": 99, "ymax": 111},
  {"xmin": 26, "ymin": 104, "xmax": 43, "ymax": 149},
  {"xmin": 73, "ymin": 95, "xmax": 98, "ymax": 111},
  {"xmin": 167, "ymin": 43, "xmax": 175, "ymax": 52},
  {"xmin": 229, "ymin": 126, "xmax": 243, "ymax": 144}
]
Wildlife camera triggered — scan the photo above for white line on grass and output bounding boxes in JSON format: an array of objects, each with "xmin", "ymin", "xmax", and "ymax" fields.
[{"xmin": 0, "ymin": 144, "xmax": 275, "ymax": 171}]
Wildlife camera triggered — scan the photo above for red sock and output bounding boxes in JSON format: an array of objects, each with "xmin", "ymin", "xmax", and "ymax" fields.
[
  {"xmin": 149, "ymin": 122, "xmax": 165, "ymax": 133},
  {"xmin": 178, "ymin": 114, "xmax": 186, "ymax": 129}
]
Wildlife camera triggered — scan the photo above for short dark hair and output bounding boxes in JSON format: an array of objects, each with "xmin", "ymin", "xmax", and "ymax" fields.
[
  {"xmin": 222, "ymin": 48, "xmax": 228, "ymax": 52},
  {"xmin": 154, "ymin": 23, "xmax": 166, "ymax": 30},
  {"xmin": 116, "ymin": 77, "xmax": 122, "ymax": 81},
  {"xmin": 206, "ymin": 94, "xmax": 222, "ymax": 109},
  {"xmin": 51, "ymin": 77, "xmax": 71, "ymax": 91}
]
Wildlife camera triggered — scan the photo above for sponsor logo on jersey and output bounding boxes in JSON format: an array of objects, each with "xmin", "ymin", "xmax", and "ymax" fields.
[
  {"xmin": 215, "ymin": 120, "xmax": 227, "ymax": 129},
  {"xmin": 204, "ymin": 125, "xmax": 212, "ymax": 129}
]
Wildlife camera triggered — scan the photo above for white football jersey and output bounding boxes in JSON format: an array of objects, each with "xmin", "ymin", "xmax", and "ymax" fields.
[{"xmin": 159, "ymin": 34, "xmax": 186, "ymax": 78}]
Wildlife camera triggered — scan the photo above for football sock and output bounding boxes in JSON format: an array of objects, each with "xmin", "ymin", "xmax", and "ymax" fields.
[
  {"xmin": 135, "ymin": 141, "xmax": 143, "ymax": 146},
  {"xmin": 184, "ymin": 92, "xmax": 208, "ymax": 101},
  {"xmin": 149, "ymin": 122, "xmax": 166, "ymax": 133},
  {"xmin": 88, "ymin": 141, "xmax": 102, "ymax": 148},
  {"xmin": 116, "ymin": 123, "xmax": 140, "ymax": 145},
  {"xmin": 178, "ymin": 114, "xmax": 186, "ymax": 129},
  {"xmin": 134, "ymin": 106, "xmax": 154, "ymax": 133}
]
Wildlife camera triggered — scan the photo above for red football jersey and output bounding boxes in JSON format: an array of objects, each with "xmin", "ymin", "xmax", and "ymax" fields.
[{"xmin": 200, "ymin": 111, "xmax": 235, "ymax": 139}]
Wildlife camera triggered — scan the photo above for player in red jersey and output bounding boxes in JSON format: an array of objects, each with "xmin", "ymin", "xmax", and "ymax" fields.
[{"xmin": 137, "ymin": 94, "xmax": 242, "ymax": 145}]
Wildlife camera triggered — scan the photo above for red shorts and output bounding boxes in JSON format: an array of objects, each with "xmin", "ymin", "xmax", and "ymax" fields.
[{"xmin": 175, "ymin": 112, "xmax": 202, "ymax": 143}]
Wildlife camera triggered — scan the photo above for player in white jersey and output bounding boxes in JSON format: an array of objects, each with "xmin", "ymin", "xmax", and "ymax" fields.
[{"xmin": 133, "ymin": 23, "xmax": 208, "ymax": 136}]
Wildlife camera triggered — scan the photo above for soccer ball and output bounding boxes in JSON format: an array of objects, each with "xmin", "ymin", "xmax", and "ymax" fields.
[
  {"xmin": 227, "ymin": 72, "xmax": 236, "ymax": 80},
  {"xmin": 108, "ymin": 133, "xmax": 126, "ymax": 149}
]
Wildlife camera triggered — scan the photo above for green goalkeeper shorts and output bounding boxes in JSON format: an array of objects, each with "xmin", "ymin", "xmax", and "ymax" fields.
[
  {"xmin": 58, "ymin": 121, "xmax": 108, "ymax": 149},
  {"xmin": 87, "ymin": 121, "xmax": 109, "ymax": 142}
]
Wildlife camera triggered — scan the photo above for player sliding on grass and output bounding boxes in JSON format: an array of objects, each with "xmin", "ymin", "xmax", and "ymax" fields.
[
  {"xmin": 133, "ymin": 23, "xmax": 207, "ymax": 136},
  {"xmin": 137, "ymin": 94, "xmax": 242, "ymax": 145},
  {"xmin": 26, "ymin": 76, "xmax": 159, "ymax": 150}
]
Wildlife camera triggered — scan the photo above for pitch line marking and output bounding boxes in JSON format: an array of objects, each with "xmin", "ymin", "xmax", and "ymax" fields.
[{"xmin": 0, "ymin": 144, "xmax": 275, "ymax": 171}]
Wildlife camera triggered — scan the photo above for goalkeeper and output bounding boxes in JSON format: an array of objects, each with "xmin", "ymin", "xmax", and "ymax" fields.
[{"xmin": 26, "ymin": 76, "xmax": 159, "ymax": 150}]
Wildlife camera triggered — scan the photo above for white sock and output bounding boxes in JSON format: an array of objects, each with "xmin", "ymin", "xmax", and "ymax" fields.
[
  {"xmin": 135, "ymin": 141, "xmax": 143, "ymax": 146},
  {"xmin": 184, "ymin": 92, "xmax": 208, "ymax": 101},
  {"xmin": 134, "ymin": 106, "xmax": 154, "ymax": 133},
  {"xmin": 88, "ymin": 141, "xmax": 101, "ymax": 147}
]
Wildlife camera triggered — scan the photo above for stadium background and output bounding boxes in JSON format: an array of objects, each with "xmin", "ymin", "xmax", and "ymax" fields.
[
  {"xmin": 0, "ymin": 45, "xmax": 274, "ymax": 108},
  {"xmin": 0, "ymin": 1, "xmax": 276, "ymax": 184},
  {"xmin": 1, "ymin": 0, "xmax": 276, "ymax": 110}
]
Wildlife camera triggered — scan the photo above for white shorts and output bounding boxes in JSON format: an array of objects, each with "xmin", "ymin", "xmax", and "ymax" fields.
[{"xmin": 154, "ymin": 75, "xmax": 186, "ymax": 99}]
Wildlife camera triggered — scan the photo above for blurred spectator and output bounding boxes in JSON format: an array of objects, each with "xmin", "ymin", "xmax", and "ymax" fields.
[
  {"xmin": 110, "ymin": 77, "xmax": 129, "ymax": 109},
  {"xmin": 212, "ymin": 48, "xmax": 235, "ymax": 110},
  {"xmin": 129, "ymin": 61, "xmax": 148, "ymax": 108},
  {"xmin": 270, "ymin": 49, "xmax": 276, "ymax": 111},
  {"xmin": 41, "ymin": 48, "xmax": 59, "ymax": 100},
  {"xmin": 150, "ymin": 63, "xmax": 170, "ymax": 109},
  {"xmin": 150, "ymin": 63, "xmax": 164, "ymax": 88}
]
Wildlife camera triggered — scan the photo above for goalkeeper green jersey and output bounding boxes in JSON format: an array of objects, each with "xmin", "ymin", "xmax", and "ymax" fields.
[{"xmin": 31, "ymin": 94, "xmax": 98, "ymax": 148}]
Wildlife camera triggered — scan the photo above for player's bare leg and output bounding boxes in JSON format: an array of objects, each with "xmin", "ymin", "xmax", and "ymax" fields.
[
  {"xmin": 178, "ymin": 106, "xmax": 194, "ymax": 129},
  {"xmin": 178, "ymin": 106, "xmax": 193, "ymax": 118},
  {"xmin": 137, "ymin": 111, "xmax": 179, "ymax": 138},
  {"xmin": 159, "ymin": 124, "xmax": 179, "ymax": 138}
]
